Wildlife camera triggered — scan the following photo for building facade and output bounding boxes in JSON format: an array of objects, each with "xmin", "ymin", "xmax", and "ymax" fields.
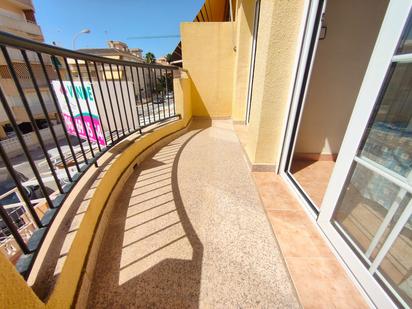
[{"xmin": 0, "ymin": 0, "xmax": 58, "ymax": 146}]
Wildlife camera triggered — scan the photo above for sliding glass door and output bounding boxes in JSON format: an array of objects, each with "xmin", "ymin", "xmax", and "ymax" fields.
[{"xmin": 319, "ymin": 1, "xmax": 412, "ymax": 307}]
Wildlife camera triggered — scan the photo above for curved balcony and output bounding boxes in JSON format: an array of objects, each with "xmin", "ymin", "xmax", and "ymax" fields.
[{"xmin": 0, "ymin": 18, "xmax": 370, "ymax": 308}]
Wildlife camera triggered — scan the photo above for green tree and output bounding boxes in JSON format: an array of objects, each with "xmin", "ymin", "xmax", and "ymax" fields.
[
  {"xmin": 165, "ymin": 53, "xmax": 173, "ymax": 64},
  {"xmin": 145, "ymin": 52, "xmax": 156, "ymax": 64}
]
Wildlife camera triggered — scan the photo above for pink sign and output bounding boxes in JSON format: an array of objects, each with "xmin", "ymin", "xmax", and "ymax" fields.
[{"xmin": 52, "ymin": 81, "xmax": 106, "ymax": 146}]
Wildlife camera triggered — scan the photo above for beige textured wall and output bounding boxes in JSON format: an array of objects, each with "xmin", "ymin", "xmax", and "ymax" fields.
[
  {"xmin": 181, "ymin": 22, "xmax": 235, "ymax": 118},
  {"xmin": 245, "ymin": 0, "xmax": 306, "ymax": 166},
  {"xmin": 295, "ymin": 0, "xmax": 388, "ymax": 155},
  {"xmin": 231, "ymin": 0, "xmax": 255, "ymax": 122}
]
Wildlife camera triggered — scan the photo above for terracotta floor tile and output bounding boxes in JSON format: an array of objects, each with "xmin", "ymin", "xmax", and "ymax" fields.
[
  {"xmin": 253, "ymin": 172, "xmax": 301, "ymax": 211},
  {"xmin": 267, "ymin": 210, "xmax": 333, "ymax": 258},
  {"xmin": 287, "ymin": 257, "xmax": 369, "ymax": 309},
  {"xmin": 252, "ymin": 172, "xmax": 368, "ymax": 308}
]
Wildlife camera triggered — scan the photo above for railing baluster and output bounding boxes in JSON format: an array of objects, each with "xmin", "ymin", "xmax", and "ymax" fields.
[
  {"xmin": 169, "ymin": 69, "xmax": 176, "ymax": 116},
  {"xmin": 85, "ymin": 61, "xmax": 110, "ymax": 147},
  {"xmin": 165, "ymin": 69, "xmax": 171, "ymax": 118},
  {"xmin": 116, "ymin": 65, "xmax": 130, "ymax": 134},
  {"xmin": 5, "ymin": 48, "xmax": 63, "ymax": 195},
  {"xmin": 148, "ymin": 68, "xmax": 159, "ymax": 122},
  {"xmin": 38, "ymin": 53, "xmax": 80, "ymax": 174},
  {"xmin": 100, "ymin": 62, "xmax": 119, "ymax": 140},
  {"xmin": 135, "ymin": 66, "xmax": 148, "ymax": 126},
  {"xmin": 22, "ymin": 50, "xmax": 70, "ymax": 191},
  {"xmin": 0, "ymin": 30, "xmax": 180, "ymax": 273},
  {"xmin": 146, "ymin": 68, "xmax": 156, "ymax": 122},
  {"xmin": 153, "ymin": 68, "xmax": 161, "ymax": 120},
  {"xmin": 130, "ymin": 66, "xmax": 144, "ymax": 128},
  {"xmin": 151, "ymin": 68, "xmax": 160, "ymax": 121},
  {"xmin": 109, "ymin": 64, "xmax": 125, "ymax": 136},
  {"xmin": 63, "ymin": 58, "xmax": 96, "ymax": 164},
  {"xmin": 75, "ymin": 59, "xmax": 102, "ymax": 154},
  {"xmin": 53, "ymin": 56, "xmax": 89, "ymax": 166},
  {"xmin": 123, "ymin": 65, "xmax": 137, "ymax": 132},
  {"xmin": 0, "ymin": 144, "xmax": 42, "ymax": 228},
  {"xmin": 0, "ymin": 46, "xmax": 55, "ymax": 209},
  {"xmin": 158, "ymin": 69, "xmax": 167, "ymax": 119}
]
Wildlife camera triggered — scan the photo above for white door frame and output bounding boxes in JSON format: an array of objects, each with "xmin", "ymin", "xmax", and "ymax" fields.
[
  {"xmin": 278, "ymin": 0, "xmax": 326, "ymax": 216},
  {"xmin": 278, "ymin": 0, "xmax": 412, "ymax": 307},
  {"xmin": 245, "ymin": 0, "xmax": 261, "ymax": 124},
  {"xmin": 318, "ymin": 1, "xmax": 412, "ymax": 307}
]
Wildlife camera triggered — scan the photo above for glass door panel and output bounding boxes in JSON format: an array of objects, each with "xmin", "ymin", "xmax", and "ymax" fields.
[
  {"xmin": 330, "ymin": 11, "xmax": 412, "ymax": 306},
  {"xmin": 377, "ymin": 213, "xmax": 412, "ymax": 305},
  {"xmin": 334, "ymin": 163, "xmax": 411, "ymax": 261}
]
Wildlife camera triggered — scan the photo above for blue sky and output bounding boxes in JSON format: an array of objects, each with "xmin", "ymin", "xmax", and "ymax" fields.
[{"xmin": 33, "ymin": 0, "xmax": 204, "ymax": 57}]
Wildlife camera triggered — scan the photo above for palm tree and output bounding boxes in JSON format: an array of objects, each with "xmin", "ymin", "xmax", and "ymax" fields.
[{"xmin": 145, "ymin": 52, "xmax": 156, "ymax": 64}]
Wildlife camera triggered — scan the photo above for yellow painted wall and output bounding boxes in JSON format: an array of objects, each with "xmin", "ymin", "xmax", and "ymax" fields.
[
  {"xmin": 0, "ymin": 254, "xmax": 44, "ymax": 309},
  {"xmin": 0, "ymin": 75, "xmax": 192, "ymax": 309},
  {"xmin": 231, "ymin": 0, "xmax": 256, "ymax": 122},
  {"xmin": 181, "ymin": 22, "xmax": 235, "ymax": 118},
  {"xmin": 245, "ymin": 0, "xmax": 306, "ymax": 167}
]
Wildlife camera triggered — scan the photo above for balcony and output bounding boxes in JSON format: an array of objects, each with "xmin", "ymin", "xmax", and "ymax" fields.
[
  {"xmin": 0, "ymin": 13, "xmax": 374, "ymax": 309},
  {"xmin": 0, "ymin": 14, "xmax": 42, "ymax": 39}
]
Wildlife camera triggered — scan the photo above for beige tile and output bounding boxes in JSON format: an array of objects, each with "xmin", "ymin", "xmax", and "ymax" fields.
[
  {"xmin": 267, "ymin": 210, "xmax": 333, "ymax": 258},
  {"xmin": 287, "ymin": 257, "xmax": 368, "ymax": 309},
  {"xmin": 252, "ymin": 171, "xmax": 368, "ymax": 308},
  {"xmin": 253, "ymin": 172, "xmax": 301, "ymax": 211}
]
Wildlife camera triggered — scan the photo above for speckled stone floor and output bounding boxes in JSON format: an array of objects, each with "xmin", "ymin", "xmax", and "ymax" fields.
[{"xmin": 86, "ymin": 119, "xmax": 300, "ymax": 308}]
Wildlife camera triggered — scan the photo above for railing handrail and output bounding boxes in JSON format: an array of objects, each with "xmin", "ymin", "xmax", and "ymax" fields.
[
  {"xmin": 0, "ymin": 29, "xmax": 180, "ymax": 277},
  {"xmin": 0, "ymin": 31, "xmax": 179, "ymax": 70}
]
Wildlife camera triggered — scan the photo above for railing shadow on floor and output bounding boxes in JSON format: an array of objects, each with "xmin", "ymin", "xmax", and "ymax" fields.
[
  {"xmin": 87, "ymin": 119, "xmax": 211, "ymax": 308},
  {"xmin": 30, "ymin": 144, "xmax": 125, "ymax": 300}
]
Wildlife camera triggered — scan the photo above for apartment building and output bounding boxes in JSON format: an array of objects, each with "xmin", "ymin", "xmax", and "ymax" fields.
[
  {"xmin": 0, "ymin": 0, "xmax": 411, "ymax": 308},
  {"xmin": 0, "ymin": 0, "xmax": 58, "ymax": 151}
]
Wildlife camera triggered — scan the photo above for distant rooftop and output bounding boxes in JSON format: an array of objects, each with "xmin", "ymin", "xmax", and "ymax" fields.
[{"xmin": 78, "ymin": 40, "xmax": 144, "ymax": 62}]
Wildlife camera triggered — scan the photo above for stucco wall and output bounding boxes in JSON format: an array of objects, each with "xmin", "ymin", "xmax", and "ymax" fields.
[
  {"xmin": 181, "ymin": 22, "xmax": 235, "ymax": 118},
  {"xmin": 245, "ymin": 0, "xmax": 306, "ymax": 166},
  {"xmin": 231, "ymin": 0, "xmax": 256, "ymax": 122},
  {"xmin": 295, "ymin": 0, "xmax": 388, "ymax": 155}
]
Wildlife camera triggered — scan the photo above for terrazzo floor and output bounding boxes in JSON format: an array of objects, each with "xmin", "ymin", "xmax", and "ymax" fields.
[{"xmin": 86, "ymin": 119, "xmax": 300, "ymax": 308}]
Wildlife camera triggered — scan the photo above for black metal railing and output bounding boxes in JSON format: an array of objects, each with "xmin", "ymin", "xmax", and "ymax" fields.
[{"xmin": 0, "ymin": 31, "xmax": 180, "ymax": 277}]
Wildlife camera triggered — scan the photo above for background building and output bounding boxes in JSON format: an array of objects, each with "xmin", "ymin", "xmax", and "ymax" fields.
[{"xmin": 0, "ymin": 0, "xmax": 59, "ymax": 146}]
